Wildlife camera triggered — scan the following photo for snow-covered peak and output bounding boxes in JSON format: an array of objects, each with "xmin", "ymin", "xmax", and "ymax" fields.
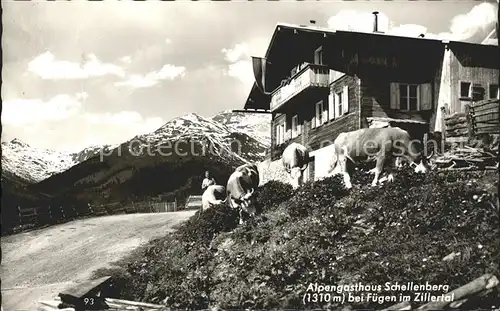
[
  {"xmin": 1, "ymin": 110, "xmax": 271, "ymax": 183},
  {"xmin": 1, "ymin": 139, "xmax": 114, "ymax": 183}
]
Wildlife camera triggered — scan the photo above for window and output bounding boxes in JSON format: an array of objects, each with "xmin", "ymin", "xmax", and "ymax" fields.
[
  {"xmin": 333, "ymin": 85, "xmax": 349, "ymax": 117},
  {"xmin": 315, "ymin": 101, "xmax": 324, "ymax": 127},
  {"xmin": 291, "ymin": 115, "xmax": 300, "ymax": 138},
  {"xmin": 275, "ymin": 121, "xmax": 286, "ymax": 145},
  {"xmin": 489, "ymin": 84, "xmax": 499, "ymax": 99},
  {"xmin": 337, "ymin": 91, "xmax": 343, "ymax": 115},
  {"xmin": 314, "ymin": 46, "xmax": 323, "ymax": 65},
  {"xmin": 399, "ymin": 84, "xmax": 419, "ymax": 111},
  {"xmin": 460, "ymin": 82, "xmax": 472, "ymax": 98}
]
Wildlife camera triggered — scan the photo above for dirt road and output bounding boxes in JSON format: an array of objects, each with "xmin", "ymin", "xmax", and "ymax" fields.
[{"xmin": 1, "ymin": 211, "xmax": 196, "ymax": 311}]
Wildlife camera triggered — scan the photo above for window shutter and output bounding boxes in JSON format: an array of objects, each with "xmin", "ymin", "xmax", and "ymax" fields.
[
  {"xmin": 342, "ymin": 85, "xmax": 349, "ymax": 114},
  {"xmin": 420, "ymin": 83, "xmax": 432, "ymax": 111},
  {"xmin": 328, "ymin": 92, "xmax": 335, "ymax": 120},
  {"xmin": 275, "ymin": 125, "xmax": 280, "ymax": 145},
  {"xmin": 390, "ymin": 83, "xmax": 400, "ymax": 109},
  {"xmin": 284, "ymin": 120, "xmax": 290, "ymax": 141},
  {"xmin": 322, "ymin": 102, "xmax": 328, "ymax": 124},
  {"xmin": 334, "ymin": 92, "xmax": 340, "ymax": 119},
  {"xmin": 297, "ymin": 120, "xmax": 302, "ymax": 135},
  {"xmin": 311, "ymin": 112, "xmax": 316, "ymax": 129},
  {"xmin": 315, "ymin": 102, "xmax": 321, "ymax": 126}
]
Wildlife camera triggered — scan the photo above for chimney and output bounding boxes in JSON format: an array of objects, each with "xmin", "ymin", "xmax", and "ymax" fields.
[
  {"xmin": 310, "ymin": 20, "xmax": 316, "ymax": 25},
  {"xmin": 372, "ymin": 11, "xmax": 379, "ymax": 33},
  {"xmin": 419, "ymin": 34, "xmax": 425, "ymax": 38}
]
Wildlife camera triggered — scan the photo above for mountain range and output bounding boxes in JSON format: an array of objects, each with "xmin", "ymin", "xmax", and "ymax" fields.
[{"xmin": 1, "ymin": 110, "xmax": 271, "ymax": 207}]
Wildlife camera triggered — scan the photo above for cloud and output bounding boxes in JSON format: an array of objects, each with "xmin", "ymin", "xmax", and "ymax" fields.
[
  {"xmin": 84, "ymin": 111, "xmax": 163, "ymax": 132},
  {"xmin": 76, "ymin": 91, "xmax": 89, "ymax": 101},
  {"xmin": 221, "ymin": 44, "xmax": 254, "ymax": 91},
  {"xmin": 222, "ymin": 43, "xmax": 250, "ymax": 63},
  {"xmin": 221, "ymin": 39, "xmax": 269, "ymax": 91},
  {"xmin": 2, "ymin": 92, "xmax": 165, "ymax": 151},
  {"xmin": 327, "ymin": 10, "xmax": 391, "ymax": 33},
  {"xmin": 114, "ymin": 64, "xmax": 186, "ymax": 88},
  {"xmin": 327, "ymin": 2, "xmax": 497, "ymax": 42},
  {"xmin": 448, "ymin": 2, "xmax": 497, "ymax": 41},
  {"xmin": 27, "ymin": 51, "xmax": 126, "ymax": 80},
  {"xmin": 2, "ymin": 94, "xmax": 84, "ymax": 126},
  {"xmin": 120, "ymin": 56, "xmax": 132, "ymax": 64}
]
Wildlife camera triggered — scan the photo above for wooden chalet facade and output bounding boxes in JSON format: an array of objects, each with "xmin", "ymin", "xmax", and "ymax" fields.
[{"xmin": 244, "ymin": 20, "xmax": 499, "ymax": 182}]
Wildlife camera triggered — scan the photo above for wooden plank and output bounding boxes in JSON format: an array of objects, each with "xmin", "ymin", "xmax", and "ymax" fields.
[
  {"xmin": 471, "ymin": 101, "xmax": 499, "ymax": 111},
  {"xmin": 474, "ymin": 122, "xmax": 500, "ymax": 130},
  {"xmin": 104, "ymin": 298, "xmax": 164, "ymax": 309},
  {"xmin": 471, "ymin": 104, "xmax": 499, "ymax": 114},
  {"xmin": 471, "ymin": 98, "xmax": 499, "ymax": 107},
  {"xmin": 476, "ymin": 129, "xmax": 500, "ymax": 135},
  {"xmin": 417, "ymin": 274, "xmax": 499, "ymax": 310},
  {"xmin": 473, "ymin": 109, "xmax": 499, "ymax": 118}
]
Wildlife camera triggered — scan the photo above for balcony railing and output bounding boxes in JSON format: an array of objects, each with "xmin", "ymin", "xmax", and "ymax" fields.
[{"xmin": 270, "ymin": 63, "xmax": 330, "ymax": 112}]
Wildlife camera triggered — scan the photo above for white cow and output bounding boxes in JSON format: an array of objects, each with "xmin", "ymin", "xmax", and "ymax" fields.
[
  {"xmin": 282, "ymin": 142, "xmax": 310, "ymax": 189},
  {"xmin": 327, "ymin": 127, "xmax": 434, "ymax": 188},
  {"xmin": 226, "ymin": 163, "xmax": 260, "ymax": 224},
  {"xmin": 201, "ymin": 185, "xmax": 227, "ymax": 211}
]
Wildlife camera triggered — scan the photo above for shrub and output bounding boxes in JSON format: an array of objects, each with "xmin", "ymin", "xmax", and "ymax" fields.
[{"xmin": 255, "ymin": 180, "xmax": 294, "ymax": 213}]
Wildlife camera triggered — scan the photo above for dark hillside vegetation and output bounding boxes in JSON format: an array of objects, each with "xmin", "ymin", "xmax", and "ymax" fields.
[
  {"xmin": 94, "ymin": 168, "xmax": 500, "ymax": 310},
  {"xmin": 28, "ymin": 139, "xmax": 244, "ymax": 206}
]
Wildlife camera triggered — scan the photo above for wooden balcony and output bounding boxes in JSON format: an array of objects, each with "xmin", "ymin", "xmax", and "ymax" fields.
[{"xmin": 270, "ymin": 63, "xmax": 330, "ymax": 112}]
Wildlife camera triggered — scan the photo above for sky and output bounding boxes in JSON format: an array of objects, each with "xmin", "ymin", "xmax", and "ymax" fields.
[{"xmin": 1, "ymin": 0, "xmax": 498, "ymax": 152}]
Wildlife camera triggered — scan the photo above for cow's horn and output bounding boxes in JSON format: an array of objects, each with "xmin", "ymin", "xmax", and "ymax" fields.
[
  {"xmin": 426, "ymin": 150, "xmax": 435, "ymax": 160},
  {"xmin": 300, "ymin": 162, "xmax": 308, "ymax": 171}
]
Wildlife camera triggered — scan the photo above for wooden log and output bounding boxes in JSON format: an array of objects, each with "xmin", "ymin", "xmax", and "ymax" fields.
[
  {"xmin": 445, "ymin": 136, "xmax": 468, "ymax": 144},
  {"xmin": 104, "ymin": 298, "xmax": 164, "ymax": 309},
  {"xmin": 444, "ymin": 112, "xmax": 466, "ymax": 120},
  {"xmin": 439, "ymin": 166, "xmax": 498, "ymax": 171},
  {"xmin": 416, "ymin": 274, "xmax": 499, "ymax": 310},
  {"xmin": 445, "ymin": 123, "xmax": 469, "ymax": 131},
  {"xmin": 445, "ymin": 118, "xmax": 468, "ymax": 126}
]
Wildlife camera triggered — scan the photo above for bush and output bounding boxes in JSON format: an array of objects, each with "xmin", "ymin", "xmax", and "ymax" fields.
[{"xmin": 255, "ymin": 180, "xmax": 294, "ymax": 213}]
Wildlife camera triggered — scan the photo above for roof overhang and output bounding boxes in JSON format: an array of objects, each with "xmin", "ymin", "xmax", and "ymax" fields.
[
  {"xmin": 446, "ymin": 40, "xmax": 500, "ymax": 69},
  {"xmin": 244, "ymin": 83, "xmax": 271, "ymax": 110}
]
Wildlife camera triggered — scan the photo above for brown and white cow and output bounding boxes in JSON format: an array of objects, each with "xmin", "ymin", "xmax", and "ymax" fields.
[
  {"xmin": 282, "ymin": 143, "xmax": 310, "ymax": 189},
  {"xmin": 201, "ymin": 185, "xmax": 227, "ymax": 211},
  {"xmin": 226, "ymin": 163, "xmax": 260, "ymax": 224},
  {"xmin": 327, "ymin": 127, "xmax": 433, "ymax": 188}
]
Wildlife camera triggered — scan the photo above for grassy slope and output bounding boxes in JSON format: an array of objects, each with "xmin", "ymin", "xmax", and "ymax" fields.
[{"xmin": 93, "ymin": 169, "xmax": 499, "ymax": 310}]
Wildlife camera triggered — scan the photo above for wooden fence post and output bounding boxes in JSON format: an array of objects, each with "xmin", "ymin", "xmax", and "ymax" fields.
[
  {"xmin": 48, "ymin": 205, "xmax": 53, "ymax": 223},
  {"xmin": 60, "ymin": 206, "xmax": 66, "ymax": 220},
  {"xmin": 17, "ymin": 206, "xmax": 22, "ymax": 227},
  {"xmin": 440, "ymin": 106, "xmax": 447, "ymax": 145},
  {"xmin": 465, "ymin": 103, "xmax": 473, "ymax": 143}
]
